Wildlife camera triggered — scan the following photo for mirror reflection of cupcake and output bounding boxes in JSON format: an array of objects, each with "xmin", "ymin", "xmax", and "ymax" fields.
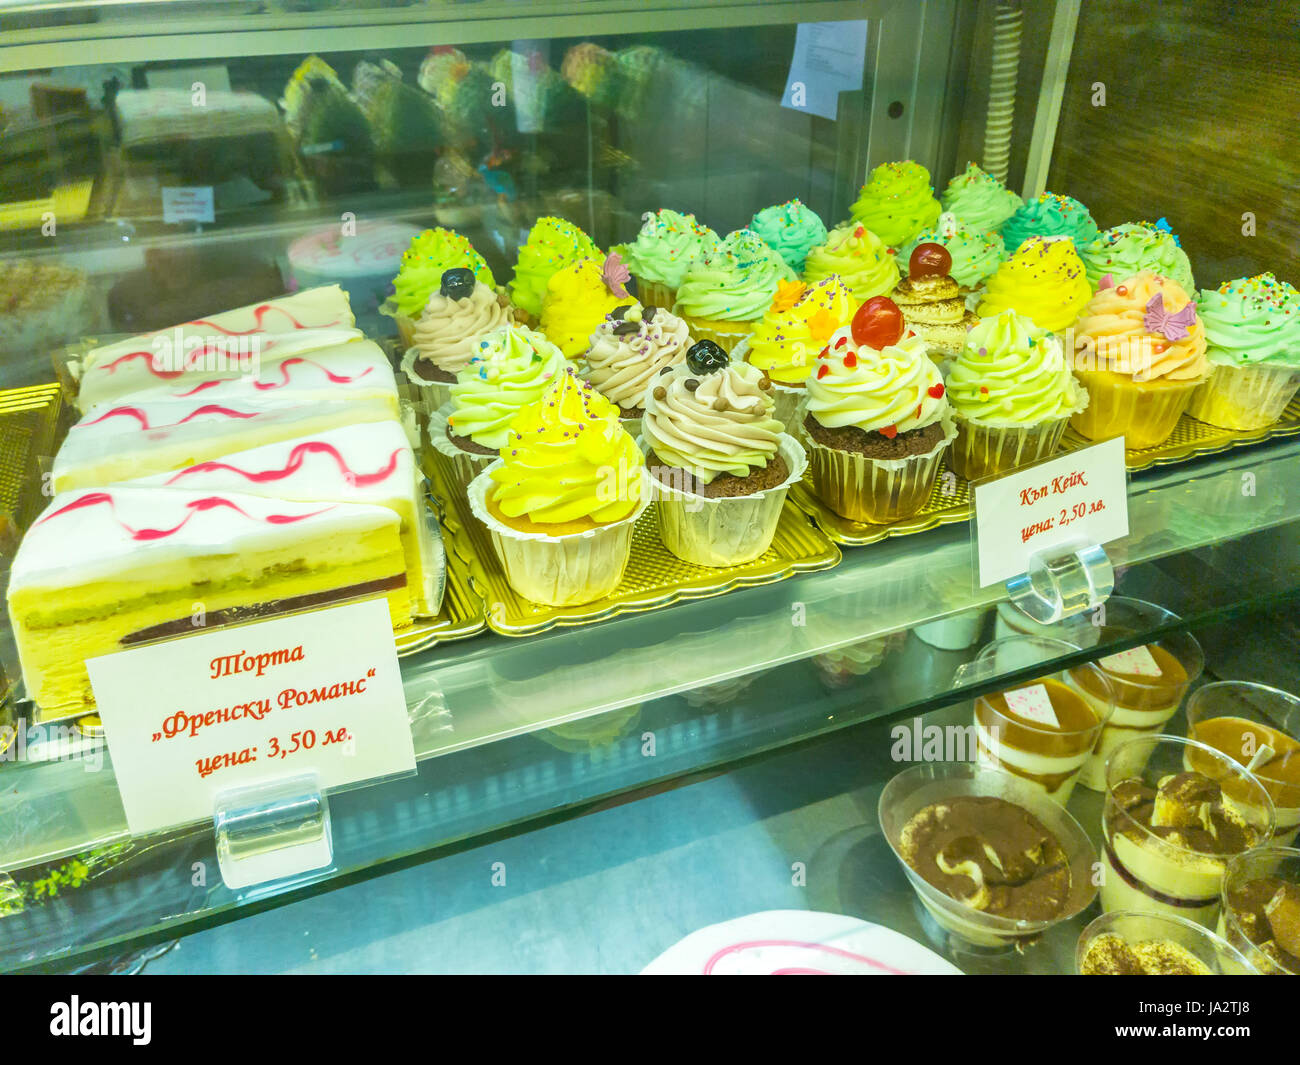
[{"xmin": 582, "ymin": 302, "xmax": 691, "ymax": 437}]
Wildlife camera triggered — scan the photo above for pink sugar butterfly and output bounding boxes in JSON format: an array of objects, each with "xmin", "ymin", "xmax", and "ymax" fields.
[{"xmin": 1143, "ymin": 292, "xmax": 1197, "ymax": 341}]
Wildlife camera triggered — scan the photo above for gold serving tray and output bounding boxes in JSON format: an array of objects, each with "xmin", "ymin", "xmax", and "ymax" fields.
[
  {"xmin": 422, "ymin": 451, "xmax": 840, "ymax": 637},
  {"xmin": 395, "ymin": 490, "xmax": 487, "ymax": 656}
]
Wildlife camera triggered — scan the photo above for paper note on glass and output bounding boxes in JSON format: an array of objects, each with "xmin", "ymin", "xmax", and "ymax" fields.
[{"xmin": 782, "ymin": 20, "xmax": 869, "ymax": 121}]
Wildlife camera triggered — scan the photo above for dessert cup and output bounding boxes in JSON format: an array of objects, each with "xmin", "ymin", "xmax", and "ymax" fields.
[
  {"xmin": 949, "ymin": 415, "xmax": 1074, "ymax": 482},
  {"xmin": 960, "ymin": 635, "xmax": 1114, "ymax": 804},
  {"xmin": 1218, "ymin": 845, "xmax": 1300, "ymax": 975},
  {"xmin": 811, "ymin": 631, "xmax": 904, "ymax": 691},
  {"xmin": 1187, "ymin": 360, "xmax": 1300, "ymax": 432},
  {"xmin": 648, "ymin": 433, "xmax": 806, "ymax": 567},
  {"xmin": 878, "ymin": 762, "xmax": 1097, "ymax": 951},
  {"xmin": 1070, "ymin": 369, "xmax": 1201, "ymax": 450},
  {"xmin": 1186, "ymin": 681, "xmax": 1300, "ymax": 845},
  {"xmin": 428, "ymin": 403, "xmax": 496, "ymax": 490},
  {"xmin": 800, "ymin": 409, "xmax": 957, "ymax": 524},
  {"xmin": 1074, "ymin": 599, "xmax": 1204, "ymax": 790},
  {"xmin": 913, "ymin": 606, "xmax": 989, "ymax": 650},
  {"xmin": 1077, "ymin": 910, "xmax": 1255, "ymax": 975},
  {"xmin": 467, "ymin": 463, "xmax": 647, "ymax": 607},
  {"xmin": 1101, "ymin": 734, "xmax": 1275, "ymax": 926}
]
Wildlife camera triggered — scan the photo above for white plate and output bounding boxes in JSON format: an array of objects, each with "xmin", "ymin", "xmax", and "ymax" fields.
[{"xmin": 640, "ymin": 910, "xmax": 963, "ymax": 975}]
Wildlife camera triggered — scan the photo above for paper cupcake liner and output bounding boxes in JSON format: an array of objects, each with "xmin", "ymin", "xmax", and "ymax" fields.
[
  {"xmin": 647, "ymin": 434, "xmax": 807, "ymax": 567},
  {"xmin": 633, "ymin": 276, "xmax": 677, "ymax": 310},
  {"xmin": 1186, "ymin": 360, "xmax": 1300, "ymax": 431},
  {"xmin": 393, "ymin": 312, "xmax": 418, "ymax": 350},
  {"xmin": 467, "ymin": 464, "xmax": 647, "ymax": 607},
  {"xmin": 950, "ymin": 414, "xmax": 1072, "ymax": 481},
  {"xmin": 799, "ymin": 410, "xmax": 957, "ymax": 524},
  {"xmin": 399, "ymin": 348, "xmax": 454, "ymax": 416},
  {"xmin": 1071, "ymin": 371, "xmax": 1201, "ymax": 450},
  {"xmin": 428, "ymin": 403, "xmax": 497, "ymax": 490},
  {"xmin": 679, "ymin": 314, "xmax": 755, "ymax": 355}
]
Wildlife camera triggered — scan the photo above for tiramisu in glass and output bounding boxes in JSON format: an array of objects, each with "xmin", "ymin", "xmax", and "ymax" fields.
[{"xmin": 1218, "ymin": 846, "xmax": 1300, "ymax": 975}]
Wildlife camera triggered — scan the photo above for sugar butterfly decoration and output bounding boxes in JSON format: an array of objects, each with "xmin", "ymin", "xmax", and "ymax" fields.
[{"xmin": 1143, "ymin": 292, "xmax": 1197, "ymax": 342}]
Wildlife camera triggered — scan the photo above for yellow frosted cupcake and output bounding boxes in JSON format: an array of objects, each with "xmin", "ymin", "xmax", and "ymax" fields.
[
  {"xmin": 467, "ymin": 368, "xmax": 646, "ymax": 605},
  {"xmin": 1071, "ymin": 271, "xmax": 1209, "ymax": 449},
  {"xmin": 803, "ymin": 223, "xmax": 900, "ymax": 304},
  {"xmin": 539, "ymin": 252, "xmax": 637, "ymax": 358},
  {"xmin": 508, "ymin": 216, "xmax": 599, "ymax": 321},
  {"xmin": 978, "ymin": 236, "xmax": 1091, "ymax": 333}
]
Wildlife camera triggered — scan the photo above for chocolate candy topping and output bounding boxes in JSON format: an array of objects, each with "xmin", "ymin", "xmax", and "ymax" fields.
[
  {"xmin": 439, "ymin": 267, "xmax": 477, "ymax": 300},
  {"xmin": 685, "ymin": 338, "xmax": 729, "ymax": 375}
]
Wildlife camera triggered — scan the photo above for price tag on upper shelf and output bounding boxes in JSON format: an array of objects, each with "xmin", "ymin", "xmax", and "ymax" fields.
[
  {"xmin": 86, "ymin": 598, "xmax": 414, "ymax": 835},
  {"xmin": 972, "ymin": 437, "xmax": 1129, "ymax": 587},
  {"xmin": 161, "ymin": 186, "xmax": 214, "ymax": 224}
]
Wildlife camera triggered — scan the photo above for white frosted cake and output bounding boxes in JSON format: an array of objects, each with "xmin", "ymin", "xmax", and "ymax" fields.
[{"xmin": 7, "ymin": 486, "xmax": 410, "ymax": 715}]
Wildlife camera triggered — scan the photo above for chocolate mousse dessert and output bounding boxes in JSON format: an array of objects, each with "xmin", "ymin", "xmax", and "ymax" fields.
[{"xmin": 1080, "ymin": 933, "xmax": 1211, "ymax": 975}]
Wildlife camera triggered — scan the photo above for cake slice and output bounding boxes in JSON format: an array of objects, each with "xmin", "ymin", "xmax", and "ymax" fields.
[
  {"xmin": 77, "ymin": 285, "xmax": 361, "ymax": 410},
  {"xmin": 52, "ymin": 393, "xmax": 395, "ymax": 492},
  {"xmin": 129, "ymin": 422, "xmax": 444, "ymax": 616},
  {"xmin": 8, "ymin": 487, "xmax": 410, "ymax": 715}
]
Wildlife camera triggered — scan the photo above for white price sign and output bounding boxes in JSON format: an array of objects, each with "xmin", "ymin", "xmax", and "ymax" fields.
[
  {"xmin": 86, "ymin": 598, "xmax": 414, "ymax": 835},
  {"xmin": 161, "ymin": 185, "xmax": 214, "ymax": 224},
  {"xmin": 973, "ymin": 437, "xmax": 1130, "ymax": 587}
]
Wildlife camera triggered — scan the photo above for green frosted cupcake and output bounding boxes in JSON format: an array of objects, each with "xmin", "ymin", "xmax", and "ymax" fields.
[
  {"xmin": 1080, "ymin": 220, "xmax": 1195, "ymax": 295},
  {"xmin": 614, "ymin": 208, "xmax": 719, "ymax": 308},
  {"xmin": 849, "ymin": 160, "xmax": 942, "ymax": 249},
  {"xmin": 1000, "ymin": 192, "xmax": 1099, "ymax": 254},
  {"xmin": 749, "ymin": 198, "xmax": 828, "ymax": 273},
  {"xmin": 386, "ymin": 228, "xmax": 496, "ymax": 341},
  {"xmin": 508, "ymin": 216, "xmax": 599, "ymax": 321},
  {"xmin": 900, "ymin": 212, "xmax": 1005, "ymax": 292},
  {"xmin": 940, "ymin": 163, "xmax": 1023, "ymax": 232},
  {"xmin": 673, "ymin": 229, "xmax": 795, "ymax": 352}
]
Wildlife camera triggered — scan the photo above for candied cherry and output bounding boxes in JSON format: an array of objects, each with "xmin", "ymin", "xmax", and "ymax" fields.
[
  {"xmin": 851, "ymin": 296, "xmax": 905, "ymax": 350},
  {"xmin": 909, "ymin": 242, "xmax": 952, "ymax": 280}
]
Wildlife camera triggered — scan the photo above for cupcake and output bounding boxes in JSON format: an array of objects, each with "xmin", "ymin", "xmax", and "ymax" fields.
[
  {"xmin": 940, "ymin": 162, "xmax": 1023, "ymax": 232},
  {"xmin": 467, "ymin": 368, "xmax": 645, "ymax": 606},
  {"xmin": 673, "ymin": 228, "xmax": 795, "ymax": 353},
  {"xmin": 1187, "ymin": 273, "xmax": 1300, "ymax": 431},
  {"xmin": 615, "ymin": 208, "xmax": 719, "ymax": 309},
  {"xmin": 890, "ymin": 242, "xmax": 979, "ymax": 362},
  {"xmin": 432, "ymin": 323, "xmax": 568, "ymax": 486},
  {"xmin": 800, "ymin": 296, "xmax": 956, "ymax": 523},
  {"xmin": 539, "ymin": 252, "xmax": 637, "ymax": 358},
  {"xmin": 418, "ymin": 47, "xmax": 493, "ymax": 145},
  {"xmin": 583, "ymin": 302, "xmax": 692, "ymax": 433},
  {"xmin": 900, "ymin": 212, "xmax": 1005, "ymax": 296},
  {"xmin": 849, "ymin": 161, "xmax": 942, "ymax": 249},
  {"xmin": 1071, "ymin": 271, "xmax": 1209, "ymax": 449},
  {"xmin": 748, "ymin": 198, "xmax": 828, "ymax": 273},
  {"xmin": 386, "ymin": 228, "xmax": 496, "ymax": 345},
  {"xmin": 1000, "ymin": 192, "xmax": 1100, "ymax": 254},
  {"xmin": 803, "ymin": 222, "xmax": 900, "ymax": 304},
  {"xmin": 401, "ymin": 268, "xmax": 515, "ymax": 412},
  {"xmin": 977, "ymin": 235, "xmax": 1091, "ymax": 333},
  {"xmin": 644, "ymin": 340, "xmax": 804, "ymax": 567},
  {"xmin": 1081, "ymin": 220, "xmax": 1195, "ymax": 295},
  {"xmin": 561, "ymin": 42, "xmax": 624, "ymax": 110},
  {"xmin": 945, "ymin": 309, "xmax": 1089, "ymax": 480},
  {"xmin": 508, "ymin": 216, "xmax": 599, "ymax": 322},
  {"xmin": 741, "ymin": 276, "xmax": 856, "ymax": 432}
]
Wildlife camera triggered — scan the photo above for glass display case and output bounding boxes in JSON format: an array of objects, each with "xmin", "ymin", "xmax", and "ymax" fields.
[{"xmin": 0, "ymin": 0, "xmax": 1297, "ymax": 975}]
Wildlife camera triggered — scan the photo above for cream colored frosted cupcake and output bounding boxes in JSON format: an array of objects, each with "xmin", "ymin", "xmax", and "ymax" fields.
[{"xmin": 582, "ymin": 302, "xmax": 691, "ymax": 433}]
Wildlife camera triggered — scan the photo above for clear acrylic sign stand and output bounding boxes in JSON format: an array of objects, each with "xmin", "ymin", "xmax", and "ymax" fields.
[
  {"xmin": 214, "ymin": 772, "xmax": 332, "ymax": 890},
  {"xmin": 1004, "ymin": 539, "xmax": 1114, "ymax": 624}
]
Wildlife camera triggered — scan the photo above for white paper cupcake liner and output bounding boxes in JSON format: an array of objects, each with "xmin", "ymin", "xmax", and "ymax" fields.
[
  {"xmin": 1187, "ymin": 359, "xmax": 1300, "ymax": 431},
  {"xmin": 428, "ymin": 402, "xmax": 497, "ymax": 490},
  {"xmin": 399, "ymin": 347, "xmax": 455, "ymax": 416},
  {"xmin": 467, "ymin": 463, "xmax": 648, "ymax": 607},
  {"xmin": 647, "ymin": 433, "xmax": 807, "ymax": 567}
]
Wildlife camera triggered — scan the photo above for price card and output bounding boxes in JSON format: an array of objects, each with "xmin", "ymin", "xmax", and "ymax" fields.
[
  {"xmin": 86, "ymin": 598, "xmax": 414, "ymax": 835},
  {"xmin": 973, "ymin": 437, "xmax": 1129, "ymax": 587},
  {"xmin": 161, "ymin": 186, "xmax": 214, "ymax": 224}
]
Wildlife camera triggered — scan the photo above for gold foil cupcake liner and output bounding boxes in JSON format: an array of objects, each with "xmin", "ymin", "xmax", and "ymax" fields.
[
  {"xmin": 399, "ymin": 348, "xmax": 453, "ymax": 416},
  {"xmin": 950, "ymin": 415, "xmax": 1072, "ymax": 481},
  {"xmin": 1071, "ymin": 371, "xmax": 1200, "ymax": 450},
  {"xmin": 1187, "ymin": 360, "xmax": 1300, "ymax": 432},
  {"xmin": 799, "ymin": 410, "xmax": 957, "ymax": 525},
  {"xmin": 467, "ymin": 465, "xmax": 647, "ymax": 607},
  {"xmin": 648, "ymin": 434, "xmax": 808, "ymax": 567},
  {"xmin": 428, "ymin": 403, "xmax": 496, "ymax": 490},
  {"xmin": 679, "ymin": 314, "xmax": 755, "ymax": 355},
  {"xmin": 633, "ymin": 275, "xmax": 677, "ymax": 310}
]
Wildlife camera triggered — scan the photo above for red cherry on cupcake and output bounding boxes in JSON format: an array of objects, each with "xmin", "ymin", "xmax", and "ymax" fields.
[
  {"xmin": 909, "ymin": 242, "xmax": 952, "ymax": 280},
  {"xmin": 851, "ymin": 296, "xmax": 905, "ymax": 350}
]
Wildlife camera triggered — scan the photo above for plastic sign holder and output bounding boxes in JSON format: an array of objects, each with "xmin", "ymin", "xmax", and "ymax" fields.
[
  {"xmin": 214, "ymin": 772, "xmax": 332, "ymax": 890},
  {"xmin": 1005, "ymin": 539, "xmax": 1115, "ymax": 624}
]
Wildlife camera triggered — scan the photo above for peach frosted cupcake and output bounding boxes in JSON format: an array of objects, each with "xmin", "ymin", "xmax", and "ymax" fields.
[{"xmin": 1071, "ymin": 271, "xmax": 1209, "ymax": 449}]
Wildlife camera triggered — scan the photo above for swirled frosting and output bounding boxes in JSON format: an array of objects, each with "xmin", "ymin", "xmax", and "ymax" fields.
[
  {"xmin": 940, "ymin": 163, "xmax": 1023, "ymax": 232},
  {"xmin": 412, "ymin": 280, "xmax": 513, "ymax": 375},
  {"xmin": 448, "ymin": 323, "xmax": 568, "ymax": 449},
  {"xmin": 490, "ymin": 368, "xmax": 643, "ymax": 525},
  {"xmin": 849, "ymin": 161, "xmax": 942, "ymax": 249},
  {"xmin": 673, "ymin": 229, "xmax": 795, "ymax": 322},
  {"xmin": 749, "ymin": 198, "xmax": 829, "ymax": 272},
  {"xmin": 805, "ymin": 325, "xmax": 947, "ymax": 433},
  {"xmin": 642, "ymin": 360, "xmax": 783, "ymax": 483},
  {"xmin": 391, "ymin": 228, "xmax": 495, "ymax": 318},
  {"xmin": 509, "ymin": 216, "xmax": 598, "ymax": 318},
  {"xmin": 1074, "ymin": 272, "xmax": 1208, "ymax": 382},
  {"xmin": 1081, "ymin": 222, "xmax": 1195, "ymax": 295},
  {"xmin": 1000, "ymin": 193, "xmax": 1099, "ymax": 253},
  {"xmin": 584, "ymin": 304, "xmax": 691, "ymax": 411},
  {"xmin": 803, "ymin": 223, "xmax": 900, "ymax": 304},
  {"xmin": 616, "ymin": 209, "xmax": 719, "ymax": 289},
  {"xmin": 747, "ymin": 276, "xmax": 858, "ymax": 384},
  {"xmin": 946, "ymin": 309, "xmax": 1087, "ymax": 425},
  {"xmin": 901, "ymin": 213, "xmax": 1005, "ymax": 289},
  {"xmin": 539, "ymin": 255, "xmax": 636, "ymax": 358},
  {"xmin": 978, "ymin": 236, "xmax": 1092, "ymax": 332},
  {"xmin": 1196, "ymin": 273, "xmax": 1300, "ymax": 367}
]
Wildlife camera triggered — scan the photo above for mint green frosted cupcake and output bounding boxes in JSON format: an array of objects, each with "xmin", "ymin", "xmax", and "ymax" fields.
[
  {"xmin": 900, "ymin": 212, "xmax": 1005, "ymax": 292},
  {"xmin": 940, "ymin": 163, "xmax": 1023, "ymax": 232},
  {"xmin": 673, "ymin": 228, "xmax": 795, "ymax": 352},
  {"xmin": 615, "ymin": 208, "xmax": 719, "ymax": 309},
  {"xmin": 1080, "ymin": 220, "xmax": 1195, "ymax": 295},
  {"xmin": 1000, "ymin": 192, "xmax": 1099, "ymax": 254},
  {"xmin": 749, "ymin": 198, "xmax": 828, "ymax": 272}
]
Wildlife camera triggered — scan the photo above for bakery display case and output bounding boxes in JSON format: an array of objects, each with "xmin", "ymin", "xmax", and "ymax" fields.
[{"xmin": 0, "ymin": 0, "xmax": 1298, "ymax": 976}]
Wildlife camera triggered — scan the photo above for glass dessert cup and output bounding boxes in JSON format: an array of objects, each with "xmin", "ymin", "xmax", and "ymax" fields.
[
  {"xmin": 1077, "ymin": 910, "xmax": 1256, "ymax": 975},
  {"xmin": 1073, "ymin": 598, "xmax": 1204, "ymax": 791},
  {"xmin": 959, "ymin": 635, "xmax": 1114, "ymax": 805},
  {"xmin": 1186, "ymin": 681, "xmax": 1300, "ymax": 845},
  {"xmin": 1218, "ymin": 846, "xmax": 1300, "ymax": 975},
  {"xmin": 1101, "ymin": 735, "xmax": 1275, "ymax": 927},
  {"xmin": 878, "ymin": 762, "xmax": 1097, "ymax": 953}
]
